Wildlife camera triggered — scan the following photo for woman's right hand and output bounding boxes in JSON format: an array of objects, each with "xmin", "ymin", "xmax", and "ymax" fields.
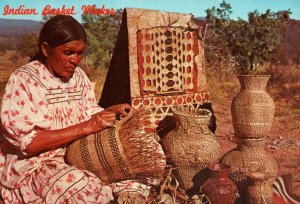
[{"xmin": 88, "ymin": 110, "xmax": 116, "ymax": 133}]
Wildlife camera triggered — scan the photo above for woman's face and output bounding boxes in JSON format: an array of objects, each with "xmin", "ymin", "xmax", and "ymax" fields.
[{"xmin": 42, "ymin": 39, "xmax": 86, "ymax": 81}]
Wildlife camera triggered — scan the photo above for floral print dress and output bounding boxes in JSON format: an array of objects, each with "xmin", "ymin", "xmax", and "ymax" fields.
[{"xmin": 0, "ymin": 61, "xmax": 150, "ymax": 204}]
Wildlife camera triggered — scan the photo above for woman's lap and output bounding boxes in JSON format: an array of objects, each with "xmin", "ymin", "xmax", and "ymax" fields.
[
  {"xmin": 1, "ymin": 161, "xmax": 150, "ymax": 203},
  {"xmin": 1, "ymin": 162, "xmax": 113, "ymax": 203}
]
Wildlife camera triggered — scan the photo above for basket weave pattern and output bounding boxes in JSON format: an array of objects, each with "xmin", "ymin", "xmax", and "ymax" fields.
[
  {"xmin": 163, "ymin": 109, "xmax": 221, "ymax": 190},
  {"xmin": 231, "ymin": 75, "xmax": 275, "ymax": 138},
  {"xmin": 222, "ymin": 138, "xmax": 277, "ymax": 181},
  {"xmin": 65, "ymin": 110, "xmax": 166, "ymax": 184},
  {"xmin": 246, "ymin": 179, "xmax": 275, "ymax": 204},
  {"xmin": 222, "ymin": 75, "xmax": 278, "ymax": 203}
]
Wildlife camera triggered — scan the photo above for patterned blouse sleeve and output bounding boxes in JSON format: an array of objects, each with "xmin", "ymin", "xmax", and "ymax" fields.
[{"xmin": 1, "ymin": 71, "xmax": 52, "ymax": 155}]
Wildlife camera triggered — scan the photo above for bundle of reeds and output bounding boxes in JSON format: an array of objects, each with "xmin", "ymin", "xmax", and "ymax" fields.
[{"xmin": 65, "ymin": 109, "xmax": 166, "ymax": 184}]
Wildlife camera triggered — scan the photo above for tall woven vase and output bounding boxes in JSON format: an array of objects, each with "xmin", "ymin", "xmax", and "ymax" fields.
[
  {"xmin": 231, "ymin": 75, "xmax": 275, "ymax": 139},
  {"xmin": 222, "ymin": 75, "xmax": 277, "ymax": 204}
]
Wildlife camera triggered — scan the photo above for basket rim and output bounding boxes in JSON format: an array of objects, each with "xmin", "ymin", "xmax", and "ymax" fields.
[{"xmin": 173, "ymin": 108, "xmax": 212, "ymax": 119}]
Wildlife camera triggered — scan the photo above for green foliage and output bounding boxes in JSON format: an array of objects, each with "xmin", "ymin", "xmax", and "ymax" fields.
[
  {"xmin": 205, "ymin": 1, "xmax": 291, "ymax": 74},
  {"xmin": 204, "ymin": 1, "xmax": 232, "ymax": 77},
  {"xmin": 16, "ymin": 33, "xmax": 38, "ymax": 58},
  {"xmin": 82, "ymin": 9, "xmax": 123, "ymax": 69}
]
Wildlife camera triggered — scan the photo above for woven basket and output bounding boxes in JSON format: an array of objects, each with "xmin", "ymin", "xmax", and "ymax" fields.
[
  {"xmin": 65, "ymin": 109, "xmax": 166, "ymax": 184},
  {"xmin": 231, "ymin": 75, "xmax": 275, "ymax": 139},
  {"xmin": 162, "ymin": 108, "xmax": 221, "ymax": 190},
  {"xmin": 222, "ymin": 138, "xmax": 277, "ymax": 181},
  {"xmin": 246, "ymin": 179, "xmax": 275, "ymax": 204}
]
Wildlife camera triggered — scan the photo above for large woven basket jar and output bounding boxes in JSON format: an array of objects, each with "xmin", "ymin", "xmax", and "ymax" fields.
[
  {"xmin": 222, "ymin": 138, "xmax": 278, "ymax": 181},
  {"xmin": 231, "ymin": 75, "xmax": 275, "ymax": 138},
  {"xmin": 222, "ymin": 138, "xmax": 277, "ymax": 203},
  {"xmin": 162, "ymin": 109, "xmax": 221, "ymax": 191}
]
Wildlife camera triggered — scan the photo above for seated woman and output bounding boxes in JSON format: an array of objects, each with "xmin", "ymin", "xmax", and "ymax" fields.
[{"xmin": 0, "ymin": 15, "xmax": 152, "ymax": 203}]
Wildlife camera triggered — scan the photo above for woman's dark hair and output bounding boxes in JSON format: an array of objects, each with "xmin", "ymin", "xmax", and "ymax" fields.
[{"xmin": 31, "ymin": 15, "xmax": 87, "ymax": 62}]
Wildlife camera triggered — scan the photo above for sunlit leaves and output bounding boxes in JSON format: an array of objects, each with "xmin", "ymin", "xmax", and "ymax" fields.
[{"xmin": 205, "ymin": 0, "xmax": 291, "ymax": 74}]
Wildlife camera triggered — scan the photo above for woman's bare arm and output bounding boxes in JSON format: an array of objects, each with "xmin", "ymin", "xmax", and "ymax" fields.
[{"xmin": 25, "ymin": 110, "xmax": 116, "ymax": 155}]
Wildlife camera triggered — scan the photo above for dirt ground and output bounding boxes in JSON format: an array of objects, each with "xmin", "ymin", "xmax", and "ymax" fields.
[{"xmin": 212, "ymin": 97, "xmax": 300, "ymax": 196}]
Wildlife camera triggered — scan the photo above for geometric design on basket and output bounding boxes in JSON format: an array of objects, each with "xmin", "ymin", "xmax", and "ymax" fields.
[
  {"xmin": 95, "ymin": 131, "xmax": 115, "ymax": 181},
  {"xmin": 233, "ymin": 104, "xmax": 275, "ymax": 138},
  {"xmin": 80, "ymin": 137, "xmax": 98, "ymax": 176},
  {"xmin": 232, "ymin": 75, "xmax": 275, "ymax": 139},
  {"xmin": 69, "ymin": 129, "xmax": 132, "ymax": 183},
  {"xmin": 65, "ymin": 109, "xmax": 166, "ymax": 184},
  {"xmin": 132, "ymin": 92, "xmax": 210, "ymax": 129},
  {"xmin": 161, "ymin": 109, "xmax": 221, "ymax": 190},
  {"xmin": 107, "ymin": 127, "xmax": 132, "ymax": 179},
  {"xmin": 221, "ymin": 138, "xmax": 278, "ymax": 181},
  {"xmin": 137, "ymin": 27, "xmax": 199, "ymax": 95}
]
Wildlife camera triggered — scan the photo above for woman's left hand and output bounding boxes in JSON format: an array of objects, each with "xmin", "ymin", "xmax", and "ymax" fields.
[{"xmin": 105, "ymin": 103, "xmax": 133, "ymax": 118}]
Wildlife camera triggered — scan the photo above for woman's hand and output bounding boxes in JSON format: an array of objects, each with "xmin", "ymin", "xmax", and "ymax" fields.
[
  {"xmin": 89, "ymin": 110, "xmax": 116, "ymax": 132},
  {"xmin": 87, "ymin": 104, "xmax": 133, "ymax": 134},
  {"xmin": 106, "ymin": 103, "xmax": 133, "ymax": 118}
]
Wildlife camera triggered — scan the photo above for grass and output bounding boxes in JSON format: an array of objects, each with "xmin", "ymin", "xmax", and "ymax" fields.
[
  {"xmin": 0, "ymin": 51, "xmax": 30, "ymax": 107},
  {"xmin": 89, "ymin": 69, "xmax": 108, "ymax": 100},
  {"xmin": 206, "ymin": 72, "xmax": 239, "ymax": 103}
]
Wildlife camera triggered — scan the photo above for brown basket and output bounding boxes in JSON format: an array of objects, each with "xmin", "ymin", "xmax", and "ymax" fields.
[
  {"xmin": 65, "ymin": 109, "xmax": 166, "ymax": 184},
  {"xmin": 162, "ymin": 108, "xmax": 221, "ymax": 190},
  {"xmin": 222, "ymin": 138, "xmax": 277, "ymax": 181},
  {"xmin": 231, "ymin": 75, "xmax": 275, "ymax": 139},
  {"xmin": 246, "ymin": 179, "xmax": 275, "ymax": 204}
]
